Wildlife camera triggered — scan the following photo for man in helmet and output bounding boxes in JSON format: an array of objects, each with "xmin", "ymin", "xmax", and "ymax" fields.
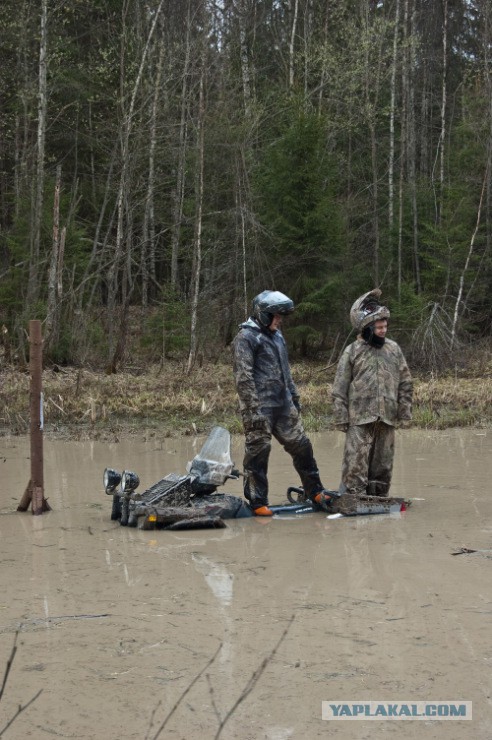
[
  {"xmin": 232, "ymin": 290, "xmax": 332, "ymax": 515},
  {"xmin": 332, "ymin": 289, "xmax": 413, "ymax": 497}
]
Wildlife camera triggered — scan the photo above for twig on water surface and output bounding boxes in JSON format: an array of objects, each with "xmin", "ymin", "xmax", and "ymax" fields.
[
  {"xmin": 0, "ymin": 630, "xmax": 43, "ymax": 737},
  {"xmin": 0, "ymin": 631, "xmax": 18, "ymax": 703},
  {"xmin": 144, "ymin": 699, "xmax": 162, "ymax": 740},
  {"xmin": 451, "ymin": 547, "xmax": 492, "ymax": 556},
  {"xmin": 148, "ymin": 615, "xmax": 295, "ymax": 739},
  {"xmin": 206, "ymin": 673, "xmax": 222, "ymax": 726},
  {"xmin": 0, "ymin": 689, "xmax": 43, "ymax": 737},
  {"xmin": 150, "ymin": 641, "xmax": 223, "ymax": 740},
  {"xmin": 213, "ymin": 615, "xmax": 295, "ymax": 740}
]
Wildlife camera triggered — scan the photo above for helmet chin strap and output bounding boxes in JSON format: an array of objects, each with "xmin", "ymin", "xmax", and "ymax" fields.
[{"xmin": 362, "ymin": 325, "xmax": 385, "ymax": 347}]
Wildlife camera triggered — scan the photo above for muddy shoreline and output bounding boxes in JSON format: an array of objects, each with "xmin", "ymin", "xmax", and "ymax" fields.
[{"xmin": 2, "ymin": 363, "xmax": 492, "ymax": 440}]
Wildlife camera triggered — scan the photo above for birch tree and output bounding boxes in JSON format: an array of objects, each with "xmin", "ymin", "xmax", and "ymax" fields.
[
  {"xmin": 170, "ymin": 0, "xmax": 193, "ymax": 290},
  {"xmin": 186, "ymin": 17, "xmax": 207, "ymax": 374},
  {"xmin": 107, "ymin": 0, "xmax": 165, "ymax": 370},
  {"xmin": 142, "ymin": 36, "xmax": 165, "ymax": 307},
  {"xmin": 44, "ymin": 165, "xmax": 62, "ymax": 354}
]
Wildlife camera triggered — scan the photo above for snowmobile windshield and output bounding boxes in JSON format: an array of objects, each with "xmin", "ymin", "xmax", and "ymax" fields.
[{"xmin": 187, "ymin": 426, "xmax": 235, "ymax": 486}]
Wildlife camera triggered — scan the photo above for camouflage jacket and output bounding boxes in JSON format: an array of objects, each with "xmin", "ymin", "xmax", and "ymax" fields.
[
  {"xmin": 232, "ymin": 318, "xmax": 298, "ymax": 411},
  {"xmin": 332, "ymin": 338, "xmax": 413, "ymax": 427}
]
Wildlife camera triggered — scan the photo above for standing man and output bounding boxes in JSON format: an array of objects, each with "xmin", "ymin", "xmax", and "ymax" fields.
[
  {"xmin": 233, "ymin": 290, "xmax": 332, "ymax": 516},
  {"xmin": 332, "ymin": 289, "xmax": 413, "ymax": 497}
]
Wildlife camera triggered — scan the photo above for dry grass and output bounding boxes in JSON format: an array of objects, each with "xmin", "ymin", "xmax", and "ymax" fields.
[
  {"xmin": 1, "ymin": 359, "xmax": 492, "ymax": 439},
  {"xmin": 412, "ymin": 375, "xmax": 492, "ymax": 428}
]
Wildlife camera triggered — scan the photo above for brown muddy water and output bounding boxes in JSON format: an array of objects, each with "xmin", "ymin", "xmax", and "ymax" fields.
[{"xmin": 0, "ymin": 428, "xmax": 491, "ymax": 740}]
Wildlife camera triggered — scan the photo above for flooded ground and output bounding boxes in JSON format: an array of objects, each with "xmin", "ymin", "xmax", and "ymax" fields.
[{"xmin": 1, "ymin": 428, "xmax": 491, "ymax": 739}]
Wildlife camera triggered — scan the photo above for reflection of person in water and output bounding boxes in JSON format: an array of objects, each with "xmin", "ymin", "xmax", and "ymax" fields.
[
  {"xmin": 232, "ymin": 290, "xmax": 332, "ymax": 516},
  {"xmin": 332, "ymin": 289, "xmax": 413, "ymax": 497}
]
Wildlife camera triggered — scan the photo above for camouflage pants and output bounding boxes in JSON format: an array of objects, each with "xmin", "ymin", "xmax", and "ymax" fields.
[
  {"xmin": 340, "ymin": 421, "xmax": 395, "ymax": 496},
  {"xmin": 242, "ymin": 405, "xmax": 323, "ymax": 508}
]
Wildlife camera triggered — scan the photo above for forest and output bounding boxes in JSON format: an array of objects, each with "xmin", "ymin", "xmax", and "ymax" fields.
[{"xmin": 0, "ymin": 0, "xmax": 491, "ymax": 373}]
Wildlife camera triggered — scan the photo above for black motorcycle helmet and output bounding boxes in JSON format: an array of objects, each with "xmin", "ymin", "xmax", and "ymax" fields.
[{"xmin": 252, "ymin": 290, "xmax": 294, "ymax": 328}]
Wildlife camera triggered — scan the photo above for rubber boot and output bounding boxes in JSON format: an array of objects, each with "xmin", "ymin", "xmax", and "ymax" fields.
[{"xmin": 367, "ymin": 480, "xmax": 389, "ymax": 497}]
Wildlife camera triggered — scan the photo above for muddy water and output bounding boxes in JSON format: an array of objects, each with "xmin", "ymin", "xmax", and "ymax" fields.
[{"xmin": 0, "ymin": 428, "xmax": 491, "ymax": 740}]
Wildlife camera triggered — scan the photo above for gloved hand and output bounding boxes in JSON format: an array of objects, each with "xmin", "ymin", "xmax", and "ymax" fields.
[
  {"xmin": 398, "ymin": 419, "xmax": 412, "ymax": 429},
  {"xmin": 292, "ymin": 397, "xmax": 302, "ymax": 413},
  {"xmin": 335, "ymin": 422, "xmax": 349, "ymax": 433},
  {"xmin": 242, "ymin": 410, "xmax": 268, "ymax": 433}
]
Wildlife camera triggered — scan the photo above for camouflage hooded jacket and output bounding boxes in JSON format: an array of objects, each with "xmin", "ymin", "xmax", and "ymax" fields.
[
  {"xmin": 332, "ymin": 338, "xmax": 413, "ymax": 427},
  {"xmin": 232, "ymin": 318, "xmax": 299, "ymax": 411}
]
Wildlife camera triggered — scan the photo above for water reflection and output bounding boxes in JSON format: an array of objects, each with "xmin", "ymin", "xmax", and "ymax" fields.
[{"xmin": 192, "ymin": 553, "xmax": 234, "ymax": 607}]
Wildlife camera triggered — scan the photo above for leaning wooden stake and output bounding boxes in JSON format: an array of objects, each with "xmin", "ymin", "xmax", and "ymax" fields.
[{"xmin": 17, "ymin": 320, "xmax": 51, "ymax": 515}]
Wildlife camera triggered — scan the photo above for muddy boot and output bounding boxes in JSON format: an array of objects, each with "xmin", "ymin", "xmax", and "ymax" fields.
[{"xmin": 367, "ymin": 480, "xmax": 389, "ymax": 497}]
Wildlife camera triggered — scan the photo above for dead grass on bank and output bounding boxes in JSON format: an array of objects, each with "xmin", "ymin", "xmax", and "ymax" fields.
[
  {"xmin": 412, "ymin": 376, "xmax": 492, "ymax": 428},
  {"xmin": 1, "ymin": 360, "xmax": 491, "ymax": 439}
]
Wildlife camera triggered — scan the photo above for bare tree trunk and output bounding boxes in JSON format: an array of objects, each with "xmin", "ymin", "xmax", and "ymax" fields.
[
  {"xmin": 107, "ymin": 0, "xmax": 165, "ymax": 370},
  {"xmin": 397, "ymin": 149, "xmax": 405, "ymax": 301},
  {"xmin": 438, "ymin": 0, "xmax": 448, "ymax": 225},
  {"xmin": 451, "ymin": 169, "xmax": 488, "ymax": 347},
  {"xmin": 317, "ymin": 6, "xmax": 329, "ymax": 113},
  {"xmin": 406, "ymin": 0, "xmax": 421, "ymax": 293},
  {"xmin": 14, "ymin": 4, "xmax": 32, "ymax": 221},
  {"xmin": 27, "ymin": 0, "xmax": 48, "ymax": 309},
  {"xmin": 388, "ymin": 0, "xmax": 401, "ymax": 232},
  {"xmin": 234, "ymin": 154, "xmax": 248, "ymax": 319},
  {"xmin": 486, "ymin": 2, "xmax": 492, "ymax": 261},
  {"xmin": 79, "ymin": 143, "xmax": 118, "ymax": 296},
  {"xmin": 240, "ymin": 191, "xmax": 248, "ymax": 320},
  {"xmin": 237, "ymin": 0, "xmax": 252, "ymax": 114},
  {"xmin": 142, "ymin": 38, "xmax": 165, "ymax": 307},
  {"xmin": 58, "ymin": 227, "xmax": 66, "ymax": 302},
  {"xmin": 186, "ymin": 55, "xmax": 206, "ymax": 375},
  {"xmin": 171, "ymin": 1, "xmax": 192, "ymax": 289},
  {"xmin": 45, "ymin": 165, "xmax": 62, "ymax": 354},
  {"xmin": 88, "ymin": 101, "xmax": 96, "ymax": 205},
  {"xmin": 288, "ymin": 0, "xmax": 299, "ymax": 89},
  {"xmin": 370, "ymin": 126, "xmax": 380, "ymax": 286},
  {"xmin": 363, "ymin": 6, "xmax": 383, "ymax": 285},
  {"xmin": 398, "ymin": 0, "xmax": 410, "ymax": 300},
  {"xmin": 302, "ymin": 1, "xmax": 312, "ymax": 98}
]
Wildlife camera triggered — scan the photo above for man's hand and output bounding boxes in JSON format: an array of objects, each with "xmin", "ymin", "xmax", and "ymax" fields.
[
  {"xmin": 292, "ymin": 397, "xmax": 302, "ymax": 413},
  {"xmin": 335, "ymin": 422, "xmax": 349, "ymax": 433},
  {"xmin": 398, "ymin": 419, "xmax": 412, "ymax": 429},
  {"xmin": 242, "ymin": 410, "xmax": 268, "ymax": 433}
]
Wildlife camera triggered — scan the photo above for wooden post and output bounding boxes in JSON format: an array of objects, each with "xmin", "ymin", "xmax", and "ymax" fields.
[{"xmin": 17, "ymin": 320, "xmax": 51, "ymax": 514}]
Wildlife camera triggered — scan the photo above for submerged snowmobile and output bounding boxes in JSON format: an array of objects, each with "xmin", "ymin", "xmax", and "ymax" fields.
[{"xmin": 104, "ymin": 426, "xmax": 409, "ymax": 530}]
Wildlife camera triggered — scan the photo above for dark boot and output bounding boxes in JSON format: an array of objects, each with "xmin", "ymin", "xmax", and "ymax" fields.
[
  {"xmin": 367, "ymin": 480, "xmax": 389, "ymax": 497},
  {"xmin": 290, "ymin": 439, "xmax": 325, "ymax": 500},
  {"xmin": 243, "ymin": 443, "xmax": 270, "ymax": 508}
]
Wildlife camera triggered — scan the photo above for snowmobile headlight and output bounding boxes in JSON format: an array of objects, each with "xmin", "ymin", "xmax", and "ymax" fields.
[
  {"xmin": 121, "ymin": 470, "xmax": 140, "ymax": 493},
  {"xmin": 104, "ymin": 468, "xmax": 121, "ymax": 494}
]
